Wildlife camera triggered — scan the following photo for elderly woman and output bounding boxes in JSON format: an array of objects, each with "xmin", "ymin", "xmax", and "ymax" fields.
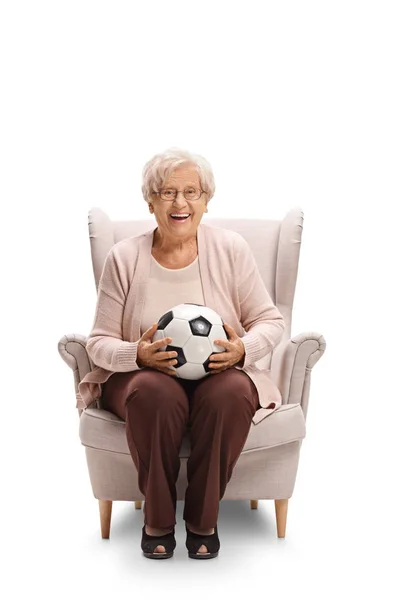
[{"xmin": 77, "ymin": 147, "xmax": 285, "ymax": 560}]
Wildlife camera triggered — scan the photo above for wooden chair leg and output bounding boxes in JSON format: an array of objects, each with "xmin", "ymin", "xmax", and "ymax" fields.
[
  {"xmin": 99, "ymin": 500, "xmax": 112, "ymax": 539},
  {"xmin": 250, "ymin": 499, "xmax": 258, "ymax": 509},
  {"xmin": 134, "ymin": 501, "xmax": 142, "ymax": 510},
  {"xmin": 274, "ymin": 499, "xmax": 288, "ymax": 538}
]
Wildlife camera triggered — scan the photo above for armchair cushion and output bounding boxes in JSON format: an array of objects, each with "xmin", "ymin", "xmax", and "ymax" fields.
[{"xmin": 79, "ymin": 402, "xmax": 305, "ymax": 457}]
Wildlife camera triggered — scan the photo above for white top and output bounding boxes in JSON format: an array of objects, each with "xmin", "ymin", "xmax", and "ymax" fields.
[{"xmin": 140, "ymin": 255, "xmax": 205, "ymax": 336}]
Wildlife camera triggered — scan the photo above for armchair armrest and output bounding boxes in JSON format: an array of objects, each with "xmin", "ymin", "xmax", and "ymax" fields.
[
  {"xmin": 271, "ymin": 332, "xmax": 326, "ymax": 420},
  {"xmin": 58, "ymin": 333, "xmax": 94, "ymax": 414}
]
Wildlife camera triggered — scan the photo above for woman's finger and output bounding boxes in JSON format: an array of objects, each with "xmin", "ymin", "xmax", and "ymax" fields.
[
  {"xmin": 209, "ymin": 357, "xmax": 231, "ymax": 367},
  {"xmin": 210, "ymin": 352, "xmax": 231, "ymax": 363},
  {"xmin": 152, "ymin": 337, "xmax": 172, "ymax": 350},
  {"xmin": 210, "ymin": 367, "xmax": 226, "ymax": 374},
  {"xmin": 159, "ymin": 367, "xmax": 178, "ymax": 377}
]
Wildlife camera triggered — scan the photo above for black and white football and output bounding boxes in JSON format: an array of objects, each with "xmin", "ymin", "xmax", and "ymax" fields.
[{"xmin": 152, "ymin": 303, "xmax": 228, "ymax": 380}]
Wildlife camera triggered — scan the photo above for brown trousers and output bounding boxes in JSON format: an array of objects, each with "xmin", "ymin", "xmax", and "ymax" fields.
[{"xmin": 101, "ymin": 367, "xmax": 261, "ymax": 530}]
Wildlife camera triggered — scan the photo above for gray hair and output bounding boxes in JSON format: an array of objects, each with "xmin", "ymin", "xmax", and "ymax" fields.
[{"xmin": 141, "ymin": 147, "xmax": 215, "ymax": 204}]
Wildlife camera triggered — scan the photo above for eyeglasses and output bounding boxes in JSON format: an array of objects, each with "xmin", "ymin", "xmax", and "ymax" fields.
[{"xmin": 153, "ymin": 187, "xmax": 206, "ymax": 202}]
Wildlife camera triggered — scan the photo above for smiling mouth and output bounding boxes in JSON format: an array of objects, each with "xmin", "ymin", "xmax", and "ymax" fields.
[{"xmin": 170, "ymin": 214, "xmax": 191, "ymax": 221}]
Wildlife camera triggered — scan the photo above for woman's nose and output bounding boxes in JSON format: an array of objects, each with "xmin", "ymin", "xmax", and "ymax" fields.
[{"xmin": 172, "ymin": 191, "xmax": 189, "ymax": 206}]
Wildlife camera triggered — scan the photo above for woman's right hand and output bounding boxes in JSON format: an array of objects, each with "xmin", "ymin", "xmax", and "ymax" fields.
[{"xmin": 136, "ymin": 323, "xmax": 179, "ymax": 376}]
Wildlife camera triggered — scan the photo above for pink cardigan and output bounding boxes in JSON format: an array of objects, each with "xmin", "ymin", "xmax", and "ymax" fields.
[{"xmin": 77, "ymin": 222, "xmax": 286, "ymax": 425}]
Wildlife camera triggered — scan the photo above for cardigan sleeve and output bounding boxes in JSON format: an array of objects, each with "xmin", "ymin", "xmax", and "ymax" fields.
[
  {"xmin": 85, "ymin": 246, "xmax": 141, "ymax": 372},
  {"xmin": 234, "ymin": 235, "xmax": 285, "ymax": 369}
]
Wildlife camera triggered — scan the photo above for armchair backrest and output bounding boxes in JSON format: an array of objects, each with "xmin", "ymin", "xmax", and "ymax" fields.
[{"xmin": 87, "ymin": 207, "xmax": 304, "ymax": 373}]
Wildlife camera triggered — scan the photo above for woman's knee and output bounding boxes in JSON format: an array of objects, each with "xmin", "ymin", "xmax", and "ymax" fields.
[
  {"xmin": 124, "ymin": 368, "xmax": 189, "ymax": 415},
  {"xmin": 193, "ymin": 369, "xmax": 259, "ymax": 413}
]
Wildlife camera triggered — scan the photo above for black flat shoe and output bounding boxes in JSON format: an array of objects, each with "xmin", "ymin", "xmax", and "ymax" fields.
[
  {"xmin": 185, "ymin": 524, "xmax": 220, "ymax": 559},
  {"xmin": 141, "ymin": 525, "xmax": 176, "ymax": 559}
]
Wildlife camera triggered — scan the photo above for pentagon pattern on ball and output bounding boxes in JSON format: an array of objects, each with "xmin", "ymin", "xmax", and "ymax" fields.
[
  {"xmin": 151, "ymin": 303, "xmax": 228, "ymax": 380},
  {"xmin": 157, "ymin": 311, "xmax": 174, "ymax": 330},
  {"xmin": 189, "ymin": 316, "xmax": 212, "ymax": 336}
]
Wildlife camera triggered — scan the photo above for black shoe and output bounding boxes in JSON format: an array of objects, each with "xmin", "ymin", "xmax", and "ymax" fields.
[
  {"xmin": 185, "ymin": 524, "xmax": 220, "ymax": 559},
  {"xmin": 141, "ymin": 525, "xmax": 176, "ymax": 559}
]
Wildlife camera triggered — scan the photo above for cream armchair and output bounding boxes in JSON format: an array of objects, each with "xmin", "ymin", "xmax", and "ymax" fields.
[{"xmin": 58, "ymin": 206, "xmax": 326, "ymax": 540}]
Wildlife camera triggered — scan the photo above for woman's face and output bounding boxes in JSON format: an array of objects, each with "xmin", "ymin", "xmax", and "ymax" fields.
[{"xmin": 149, "ymin": 165, "xmax": 208, "ymax": 242}]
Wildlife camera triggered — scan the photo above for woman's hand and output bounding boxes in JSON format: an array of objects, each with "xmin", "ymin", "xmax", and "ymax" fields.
[
  {"xmin": 136, "ymin": 323, "xmax": 178, "ymax": 376},
  {"xmin": 208, "ymin": 323, "xmax": 245, "ymax": 374}
]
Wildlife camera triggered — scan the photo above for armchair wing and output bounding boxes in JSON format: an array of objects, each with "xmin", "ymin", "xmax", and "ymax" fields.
[
  {"xmin": 58, "ymin": 334, "xmax": 94, "ymax": 415},
  {"xmin": 271, "ymin": 332, "xmax": 326, "ymax": 420}
]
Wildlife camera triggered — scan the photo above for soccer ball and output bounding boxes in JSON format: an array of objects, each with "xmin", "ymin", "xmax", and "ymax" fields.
[{"xmin": 152, "ymin": 303, "xmax": 228, "ymax": 380}]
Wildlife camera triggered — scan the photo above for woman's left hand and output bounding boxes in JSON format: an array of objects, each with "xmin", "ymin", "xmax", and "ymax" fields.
[{"xmin": 208, "ymin": 323, "xmax": 245, "ymax": 374}]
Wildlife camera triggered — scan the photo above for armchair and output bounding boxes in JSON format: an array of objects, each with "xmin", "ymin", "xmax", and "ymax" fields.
[{"xmin": 58, "ymin": 206, "xmax": 326, "ymax": 540}]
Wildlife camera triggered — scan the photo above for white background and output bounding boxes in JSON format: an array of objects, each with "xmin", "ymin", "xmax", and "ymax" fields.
[{"xmin": 1, "ymin": 0, "xmax": 399, "ymax": 598}]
